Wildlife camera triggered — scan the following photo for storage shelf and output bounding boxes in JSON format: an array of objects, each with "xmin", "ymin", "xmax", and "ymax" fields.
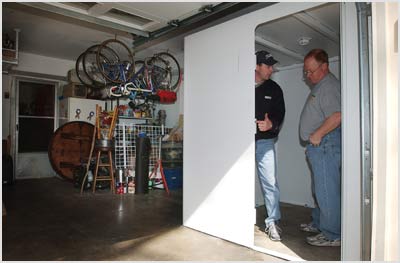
[
  {"xmin": 118, "ymin": 116, "xmax": 153, "ymax": 120},
  {"xmin": 2, "ymin": 29, "xmax": 20, "ymax": 73}
]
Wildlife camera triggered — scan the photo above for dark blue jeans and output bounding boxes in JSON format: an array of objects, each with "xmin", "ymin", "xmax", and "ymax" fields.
[{"xmin": 306, "ymin": 127, "xmax": 341, "ymax": 240}]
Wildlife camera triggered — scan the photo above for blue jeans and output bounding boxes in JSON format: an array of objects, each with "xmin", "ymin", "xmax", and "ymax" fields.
[
  {"xmin": 306, "ymin": 127, "xmax": 341, "ymax": 240},
  {"xmin": 256, "ymin": 138, "xmax": 281, "ymax": 226}
]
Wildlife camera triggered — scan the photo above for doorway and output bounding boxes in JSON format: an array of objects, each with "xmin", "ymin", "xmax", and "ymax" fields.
[
  {"xmin": 253, "ymin": 3, "xmax": 341, "ymax": 260},
  {"xmin": 14, "ymin": 78, "xmax": 59, "ymax": 179}
]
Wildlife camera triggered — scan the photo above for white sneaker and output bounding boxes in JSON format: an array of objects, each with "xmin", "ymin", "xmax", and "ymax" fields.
[
  {"xmin": 265, "ymin": 223, "xmax": 282, "ymax": 241},
  {"xmin": 300, "ymin": 222, "xmax": 320, "ymax": 233},
  {"xmin": 306, "ymin": 233, "xmax": 341, "ymax": 247},
  {"xmin": 306, "ymin": 232, "xmax": 324, "ymax": 242}
]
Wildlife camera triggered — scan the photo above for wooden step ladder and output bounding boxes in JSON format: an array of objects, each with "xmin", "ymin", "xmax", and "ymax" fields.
[{"xmin": 92, "ymin": 105, "xmax": 118, "ymax": 194}]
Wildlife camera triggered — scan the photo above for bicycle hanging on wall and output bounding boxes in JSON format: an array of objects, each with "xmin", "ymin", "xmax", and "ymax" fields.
[{"xmin": 75, "ymin": 38, "xmax": 182, "ymax": 103}]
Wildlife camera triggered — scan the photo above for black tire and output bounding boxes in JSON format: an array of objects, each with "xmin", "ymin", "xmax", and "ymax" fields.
[
  {"xmin": 154, "ymin": 52, "xmax": 181, "ymax": 92},
  {"xmin": 147, "ymin": 55, "xmax": 170, "ymax": 91},
  {"xmin": 75, "ymin": 51, "xmax": 95, "ymax": 87},
  {"xmin": 132, "ymin": 60, "xmax": 148, "ymax": 90},
  {"xmin": 82, "ymin": 45, "xmax": 109, "ymax": 87},
  {"xmin": 97, "ymin": 39, "xmax": 135, "ymax": 84}
]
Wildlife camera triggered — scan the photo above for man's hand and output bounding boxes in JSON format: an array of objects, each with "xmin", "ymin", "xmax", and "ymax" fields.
[
  {"xmin": 309, "ymin": 131, "xmax": 322, "ymax": 146},
  {"xmin": 308, "ymin": 112, "xmax": 341, "ymax": 146},
  {"xmin": 256, "ymin": 113, "xmax": 273, "ymax": 132}
]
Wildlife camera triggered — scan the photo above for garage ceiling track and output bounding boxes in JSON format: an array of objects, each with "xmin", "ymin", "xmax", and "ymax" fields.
[
  {"xmin": 131, "ymin": 2, "xmax": 264, "ymax": 51},
  {"xmin": 8, "ymin": 2, "xmax": 265, "ymax": 51}
]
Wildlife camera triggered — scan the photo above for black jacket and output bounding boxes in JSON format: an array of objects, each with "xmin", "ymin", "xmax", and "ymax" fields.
[{"xmin": 255, "ymin": 79, "xmax": 285, "ymax": 140}]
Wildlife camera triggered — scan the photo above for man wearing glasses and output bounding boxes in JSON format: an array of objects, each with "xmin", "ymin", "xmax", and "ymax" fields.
[{"xmin": 299, "ymin": 49, "xmax": 341, "ymax": 247}]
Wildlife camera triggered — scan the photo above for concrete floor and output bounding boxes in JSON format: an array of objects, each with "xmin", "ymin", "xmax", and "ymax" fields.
[
  {"xmin": 255, "ymin": 203, "xmax": 341, "ymax": 261},
  {"xmin": 2, "ymin": 177, "xmax": 282, "ymax": 261}
]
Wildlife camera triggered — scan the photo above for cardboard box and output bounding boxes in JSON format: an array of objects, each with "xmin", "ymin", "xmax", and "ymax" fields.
[{"xmin": 63, "ymin": 83, "xmax": 87, "ymax": 98}]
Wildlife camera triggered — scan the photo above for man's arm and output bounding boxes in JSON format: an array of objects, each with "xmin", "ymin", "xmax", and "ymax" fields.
[
  {"xmin": 309, "ymin": 112, "xmax": 341, "ymax": 146},
  {"xmin": 269, "ymin": 87, "xmax": 286, "ymax": 133}
]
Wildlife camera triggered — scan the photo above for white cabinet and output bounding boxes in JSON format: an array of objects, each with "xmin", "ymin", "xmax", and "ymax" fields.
[{"xmin": 59, "ymin": 97, "xmax": 105, "ymax": 126}]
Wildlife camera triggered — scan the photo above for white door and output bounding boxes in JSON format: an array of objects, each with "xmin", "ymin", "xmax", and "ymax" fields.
[
  {"xmin": 14, "ymin": 78, "xmax": 59, "ymax": 179},
  {"xmin": 183, "ymin": 2, "xmax": 324, "ymax": 248}
]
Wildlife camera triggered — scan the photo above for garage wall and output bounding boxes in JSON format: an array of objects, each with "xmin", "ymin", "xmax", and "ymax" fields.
[
  {"xmin": 371, "ymin": 2, "xmax": 399, "ymax": 260},
  {"xmin": 2, "ymin": 52, "xmax": 75, "ymax": 139},
  {"xmin": 154, "ymin": 86, "xmax": 183, "ymax": 128},
  {"xmin": 15, "ymin": 52, "xmax": 75, "ymax": 76}
]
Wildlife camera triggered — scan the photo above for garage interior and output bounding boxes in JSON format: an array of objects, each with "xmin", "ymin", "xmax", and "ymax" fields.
[{"xmin": 1, "ymin": 2, "xmax": 385, "ymax": 261}]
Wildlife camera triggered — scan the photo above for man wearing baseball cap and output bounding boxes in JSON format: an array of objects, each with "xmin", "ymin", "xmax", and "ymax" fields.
[{"xmin": 255, "ymin": 50, "xmax": 286, "ymax": 241}]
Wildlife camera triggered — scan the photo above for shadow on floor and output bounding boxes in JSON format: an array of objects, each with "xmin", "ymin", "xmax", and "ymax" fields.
[
  {"xmin": 2, "ymin": 177, "xmax": 281, "ymax": 261},
  {"xmin": 254, "ymin": 203, "xmax": 341, "ymax": 261}
]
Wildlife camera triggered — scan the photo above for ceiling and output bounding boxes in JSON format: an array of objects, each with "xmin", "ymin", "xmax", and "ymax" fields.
[
  {"xmin": 3, "ymin": 2, "xmax": 339, "ymax": 68},
  {"xmin": 256, "ymin": 3, "xmax": 340, "ymax": 67},
  {"xmin": 2, "ymin": 2, "xmax": 264, "ymax": 60}
]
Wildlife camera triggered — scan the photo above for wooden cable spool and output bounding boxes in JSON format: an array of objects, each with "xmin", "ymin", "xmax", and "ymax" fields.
[{"xmin": 48, "ymin": 121, "xmax": 94, "ymax": 181}]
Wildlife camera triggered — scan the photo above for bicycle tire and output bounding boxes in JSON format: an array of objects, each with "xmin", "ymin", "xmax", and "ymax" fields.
[
  {"xmin": 151, "ymin": 63, "xmax": 171, "ymax": 91},
  {"xmin": 82, "ymin": 45, "xmax": 109, "ymax": 87},
  {"xmin": 154, "ymin": 52, "xmax": 181, "ymax": 92},
  {"xmin": 148, "ymin": 56, "xmax": 170, "ymax": 91},
  {"xmin": 97, "ymin": 45, "xmax": 121, "ymax": 84},
  {"xmin": 75, "ymin": 51, "xmax": 95, "ymax": 87},
  {"xmin": 97, "ymin": 39, "xmax": 135, "ymax": 84},
  {"xmin": 132, "ymin": 60, "xmax": 148, "ymax": 90}
]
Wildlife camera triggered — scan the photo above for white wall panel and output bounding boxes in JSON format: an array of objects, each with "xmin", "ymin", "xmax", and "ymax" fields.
[
  {"xmin": 16, "ymin": 52, "xmax": 75, "ymax": 76},
  {"xmin": 371, "ymin": 2, "xmax": 399, "ymax": 261},
  {"xmin": 183, "ymin": 1, "xmax": 322, "ymax": 248}
]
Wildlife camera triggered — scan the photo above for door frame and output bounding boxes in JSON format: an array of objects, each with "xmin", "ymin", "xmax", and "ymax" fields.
[
  {"xmin": 340, "ymin": 2, "xmax": 363, "ymax": 260},
  {"xmin": 11, "ymin": 76, "xmax": 61, "ymax": 179}
]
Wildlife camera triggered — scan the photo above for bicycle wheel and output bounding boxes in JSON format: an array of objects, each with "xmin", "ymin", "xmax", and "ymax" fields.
[
  {"xmin": 132, "ymin": 60, "xmax": 148, "ymax": 90},
  {"xmin": 155, "ymin": 52, "xmax": 181, "ymax": 92},
  {"xmin": 149, "ymin": 56, "xmax": 171, "ymax": 91},
  {"xmin": 75, "ymin": 51, "xmax": 94, "ymax": 87},
  {"xmin": 97, "ymin": 39, "xmax": 135, "ymax": 84},
  {"xmin": 97, "ymin": 46, "xmax": 121, "ymax": 84},
  {"xmin": 82, "ymin": 45, "xmax": 108, "ymax": 87}
]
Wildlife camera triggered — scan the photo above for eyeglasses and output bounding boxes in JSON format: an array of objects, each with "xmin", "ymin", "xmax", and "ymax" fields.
[{"xmin": 303, "ymin": 63, "xmax": 323, "ymax": 76}]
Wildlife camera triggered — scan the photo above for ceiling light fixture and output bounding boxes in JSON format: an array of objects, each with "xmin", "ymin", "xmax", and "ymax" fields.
[{"xmin": 297, "ymin": 37, "xmax": 312, "ymax": 46}]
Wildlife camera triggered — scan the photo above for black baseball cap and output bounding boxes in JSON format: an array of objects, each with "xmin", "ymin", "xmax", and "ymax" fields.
[{"xmin": 256, "ymin": 50, "xmax": 278, "ymax": 66}]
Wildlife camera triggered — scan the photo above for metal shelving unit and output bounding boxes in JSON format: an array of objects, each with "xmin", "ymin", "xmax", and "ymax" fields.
[{"xmin": 114, "ymin": 123, "xmax": 171, "ymax": 174}]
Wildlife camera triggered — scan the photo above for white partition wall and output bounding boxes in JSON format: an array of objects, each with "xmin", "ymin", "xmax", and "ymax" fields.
[{"xmin": 183, "ymin": 2, "xmax": 323, "ymax": 248}]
